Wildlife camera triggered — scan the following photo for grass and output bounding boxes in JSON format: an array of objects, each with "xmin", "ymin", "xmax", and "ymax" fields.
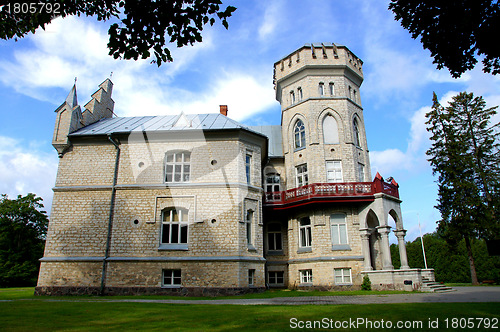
[
  {"xmin": 0, "ymin": 300, "xmax": 499, "ymax": 331},
  {"xmin": 0, "ymin": 287, "xmax": 410, "ymax": 301}
]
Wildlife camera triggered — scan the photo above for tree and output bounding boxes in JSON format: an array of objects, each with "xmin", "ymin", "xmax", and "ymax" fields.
[
  {"xmin": 0, "ymin": 194, "xmax": 49, "ymax": 287},
  {"xmin": 425, "ymin": 91, "xmax": 500, "ymax": 284},
  {"xmin": 389, "ymin": 0, "xmax": 500, "ymax": 78},
  {"xmin": 0, "ymin": 0, "xmax": 236, "ymax": 66}
]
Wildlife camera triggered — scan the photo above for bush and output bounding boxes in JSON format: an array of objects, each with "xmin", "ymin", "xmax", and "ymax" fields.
[{"xmin": 361, "ymin": 275, "xmax": 371, "ymax": 291}]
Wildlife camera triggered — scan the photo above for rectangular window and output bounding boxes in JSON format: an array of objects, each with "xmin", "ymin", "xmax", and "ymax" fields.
[
  {"xmin": 334, "ymin": 268, "xmax": 352, "ymax": 284},
  {"xmin": 165, "ymin": 151, "xmax": 190, "ymax": 183},
  {"xmin": 330, "ymin": 214, "xmax": 348, "ymax": 245},
  {"xmin": 245, "ymin": 154, "xmax": 251, "ymax": 184},
  {"xmin": 248, "ymin": 269, "xmax": 255, "ymax": 286},
  {"xmin": 161, "ymin": 208, "xmax": 188, "ymax": 245},
  {"xmin": 299, "ymin": 217, "xmax": 312, "ymax": 248},
  {"xmin": 246, "ymin": 210, "xmax": 253, "ymax": 245},
  {"xmin": 329, "ymin": 82, "xmax": 335, "ymax": 96},
  {"xmin": 290, "ymin": 90, "xmax": 295, "ymax": 104},
  {"xmin": 163, "ymin": 269, "xmax": 181, "ymax": 287},
  {"xmin": 326, "ymin": 161, "xmax": 342, "ymax": 183},
  {"xmin": 268, "ymin": 271, "xmax": 284, "ymax": 285},
  {"xmin": 267, "ymin": 223, "xmax": 283, "ymax": 251},
  {"xmin": 300, "ymin": 269, "xmax": 313, "ymax": 284},
  {"xmin": 358, "ymin": 163, "xmax": 364, "ymax": 182},
  {"xmin": 295, "ymin": 164, "xmax": 308, "ymax": 187}
]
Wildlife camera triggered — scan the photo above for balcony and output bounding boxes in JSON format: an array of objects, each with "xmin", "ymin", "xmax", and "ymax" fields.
[{"xmin": 264, "ymin": 174, "xmax": 399, "ymax": 210}]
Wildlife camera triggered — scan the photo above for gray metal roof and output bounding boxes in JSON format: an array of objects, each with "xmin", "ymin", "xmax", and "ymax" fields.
[
  {"xmin": 69, "ymin": 113, "xmax": 261, "ymax": 136},
  {"xmin": 248, "ymin": 125, "xmax": 283, "ymax": 157}
]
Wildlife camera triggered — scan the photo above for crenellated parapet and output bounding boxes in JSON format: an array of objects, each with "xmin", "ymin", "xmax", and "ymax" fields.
[{"xmin": 52, "ymin": 78, "xmax": 115, "ymax": 157}]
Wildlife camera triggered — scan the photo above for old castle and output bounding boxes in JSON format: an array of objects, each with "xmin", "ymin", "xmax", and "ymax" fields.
[{"xmin": 36, "ymin": 43, "xmax": 434, "ymax": 295}]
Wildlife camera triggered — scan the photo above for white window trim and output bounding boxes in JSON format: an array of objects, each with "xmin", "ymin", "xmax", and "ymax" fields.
[
  {"xmin": 299, "ymin": 217, "xmax": 312, "ymax": 248},
  {"xmin": 295, "ymin": 164, "xmax": 308, "ymax": 187},
  {"xmin": 334, "ymin": 268, "xmax": 352, "ymax": 285},
  {"xmin": 162, "ymin": 269, "xmax": 182, "ymax": 288},
  {"xmin": 294, "ymin": 119, "xmax": 306, "ymax": 149},
  {"xmin": 165, "ymin": 151, "xmax": 191, "ymax": 183},
  {"xmin": 300, "ymin": 269, "xmax": 313, "ymax": 284},
  {"xmin": 330, "ymin": 213, "xmax": 349, "ymax": 246},
  {"xmin": 160, "ymin": 208, "xmax": 189, "ymax": 250},
  {"xmin": 326, "ymin": 161, "xmax": 343, "ymax": 183}
]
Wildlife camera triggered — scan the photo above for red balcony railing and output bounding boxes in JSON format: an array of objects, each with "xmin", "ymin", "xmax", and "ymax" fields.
[{"xmin": 264, "ymin": 174, "xmax": 399, "ymax": 208}]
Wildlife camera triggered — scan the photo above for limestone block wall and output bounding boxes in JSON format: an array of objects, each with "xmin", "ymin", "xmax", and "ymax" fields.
[{"xmin": 288, "ymin": 260, "xmax": 364, "ymax": 289}]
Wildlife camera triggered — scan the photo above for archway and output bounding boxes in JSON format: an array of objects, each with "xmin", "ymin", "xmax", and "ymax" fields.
[{"xmin": 366, "ymin": 210, "xmax": 382, "ymax": 270}]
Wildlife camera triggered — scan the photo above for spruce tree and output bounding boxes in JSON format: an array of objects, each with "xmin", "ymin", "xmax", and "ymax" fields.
[{"xmin": 426, "ymin": 92, "xmax": 499, "ymax": 284}]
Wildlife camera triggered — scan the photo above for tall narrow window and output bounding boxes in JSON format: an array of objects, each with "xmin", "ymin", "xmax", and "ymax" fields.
[
  {"xmin": 329, "ymin": 82, "xmax": 335, "ymax": 96},
  {"xmin": 294, "ymin": 119, "xmax": 306, "ymax": 149},
  {"xmin": 334, "ymin": 268, "xmax": 352, "ymax": 284},
  {"xmin": 245, "ymin": 154, "xmax": 252, "ymax": 184},
  {"xmin": 161, "ymin": 208, "xmax": 188, "ymax": 245},
  {"xmin": 326, "ymin": 161, "xmax": 343, "ymax": 183},
  {"xmin": 267, "ymin": 223, "xmax": 283, "ymax": 251},
  {"xmin": 353, "ymin": 118, "xmax": 361, "ymax": 146},
  {"xmin": 300, "ymin": 269, "xmax": 313, "ymax": 284},
  {"xmin": 248, "ymin": 269, "xmax": 255, "ymax": 286},
  {"xmin": 299, "ymin": 217, "xmax": 312, "ymax": 248},
  {"xmin": 165, "ymin": 151, "xmax": 191, "ymax": 182},
  {"xmin": 358, "ymin": 163, "xmax": 365, "ymax": 182},
  {"xmin": 265, "ymin": 173, "xmax": 281, "ymax": 201},
  {"xmin": 330, "ymin": 213, "xmax": 348, "ymax": 245},
  {"xmin": 298, "ymin": 87, "xmax": 303, "ymax": 101},
  {"xmin": 246, "ymin": 210, "xmax": 254, "ymax": 245},
  {"xmin": 319, "ymin": 82, "xmax": 324, "ymax": 96},
  {"xmin": 353, "ymin": 90, "xmax": 357, "ymax": 103},
  {"xmin": 295, "ymin": 164, "xmax": 308, "ymax": 187},
  {"xmin": 290, "ymin": 90, "xmax": 295, "ymax": 104},
  {"xmin": 348, "ymin": 86, "xmax": 352, "ymax": 99},
  {"xmin": 322, "ymin": 115, "xmax": 339, "ymax": 144}
]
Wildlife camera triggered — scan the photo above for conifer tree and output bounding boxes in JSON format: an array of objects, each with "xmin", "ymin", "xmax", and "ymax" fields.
[{"xmin": 426, "ymin": 92, "xmax": 499, "ymax": 284}]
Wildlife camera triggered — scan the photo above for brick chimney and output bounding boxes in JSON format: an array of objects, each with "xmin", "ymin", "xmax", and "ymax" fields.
[{"xmin": 219, "ymin": 105, "xmax": 228, "ymax": 116}]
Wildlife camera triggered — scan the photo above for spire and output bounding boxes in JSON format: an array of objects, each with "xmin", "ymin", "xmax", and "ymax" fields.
[{"xmin": 65, "ymin": 79, "xmax": 78, "ymax": 109}]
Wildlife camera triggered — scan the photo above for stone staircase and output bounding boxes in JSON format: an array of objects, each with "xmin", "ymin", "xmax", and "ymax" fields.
[{"xmin": 421, "ymin": 278, "xmax": 455, "ymax": 293}]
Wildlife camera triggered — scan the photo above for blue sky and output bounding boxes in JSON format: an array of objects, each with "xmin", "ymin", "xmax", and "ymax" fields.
[{"xmin": 0, "ymin": 0, "xmax": 499, "ymax": 243}]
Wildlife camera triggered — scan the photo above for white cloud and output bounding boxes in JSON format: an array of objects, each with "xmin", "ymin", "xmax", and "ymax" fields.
[
  {"xmin": 258, "ymin": 1, "xmax": 283, "ymax": 40},
  {"xmin": 0, "ymin": 136, "xmax": 58, "ymax": 214}
]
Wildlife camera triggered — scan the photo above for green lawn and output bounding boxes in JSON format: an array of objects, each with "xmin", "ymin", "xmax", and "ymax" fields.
[{"xmin": 0, "ymin": 301, "xmax": 499, "ymax": 331}]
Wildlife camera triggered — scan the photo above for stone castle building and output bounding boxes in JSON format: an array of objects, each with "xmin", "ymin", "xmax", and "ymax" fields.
[{"xmin": 36, "ymin": 43, "xmax": 434, "ymax": 295}]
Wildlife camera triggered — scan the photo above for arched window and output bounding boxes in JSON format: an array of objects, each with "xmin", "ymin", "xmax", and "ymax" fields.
[
  {"xmin": 353, "ymin": 118, "xmax": 361, "ymax": 146},
  {"xmin": 165, "ymin": 151, "xmax": 191, "ymax": 182},
  {"xmin": 290, "ymin": 90, "xmax": 295, "ymax": 104},
  {"xmin": 329, "ymin": 82, "xmax": 335, "ymax": 96},
  {"xmin": 322, "ymin": 115, "xmax": 339, "ymax": 144},
  {"xmin": 294, "ymin": 119, "xmax": 306, "ymax": 149},
  {"xmin": 297, "ymin": 87, "xmax": 303, "ymax": 101},
  {"xmin": 318, "ymin": 82, "xmax": 324, "ymax": 96}
]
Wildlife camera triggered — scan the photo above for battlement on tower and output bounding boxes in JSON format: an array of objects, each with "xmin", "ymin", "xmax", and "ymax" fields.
[{"xmin": 273, "ymin": 43, "xmax": 363, "ymax": 85}]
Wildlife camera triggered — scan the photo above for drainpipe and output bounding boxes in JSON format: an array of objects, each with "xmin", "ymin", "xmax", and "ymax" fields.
[{"xmin": 100, "ymin": 134, "xmax": 121, "ymax": 295}]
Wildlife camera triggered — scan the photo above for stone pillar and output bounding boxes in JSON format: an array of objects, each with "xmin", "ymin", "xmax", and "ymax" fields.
[
  {"xmin": 376, "ymin": 226, "xmax": 393, "ymax": 270},
  {"xmin": 359, "ymin": 228, "xmax": 373, "ymax": 271},
  {"xmin": 394, "ymin": 229, "xmax": 410, "ymax": 269}
]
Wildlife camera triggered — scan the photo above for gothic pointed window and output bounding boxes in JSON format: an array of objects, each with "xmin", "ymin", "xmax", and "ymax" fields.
[
  {"xmin": 294, "ymin": 119, "xmax": 306, "ymax": 149},
  {"xmin": 353, "ymin": 118, "xmax": 361, "ymax": 146},
  {"xmin": 322, "ymin": 115, "xmax": 339, "ymax": 144}
]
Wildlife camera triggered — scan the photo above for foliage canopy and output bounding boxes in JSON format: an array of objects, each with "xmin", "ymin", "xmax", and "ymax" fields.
[
  {"xmin": 0, "ymin": 193, "xmax": 49, "ymax": 287},
  {"xmin": 389, "ymin": 0, "xmax": 500, "ymax": 78},
  {"xmin": 0, "ymin": 0, "xmax": 236, "ymax": 66}
]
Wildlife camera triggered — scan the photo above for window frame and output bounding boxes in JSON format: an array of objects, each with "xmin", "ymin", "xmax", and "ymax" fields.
[
  {"xmin": 318, "ymin": 82, "xmax": 324, "ymax": 96},
  {"xmin": 329, "ymin": 82, "xmax": 335, "ymax": 96},
  {"xmin": 293, "ymin": 119, "xmax": 306, "ymax": 149},
  {"xmin": 300, "ymin": 269, "xmax": 313, "ymax": 284},
  {"xmin": 326, "ymin": 160, "xmax": 343, "ymax": 183},
  {"xmin": 248, "ymin": 269, "xmax": 255, "ymax": 286},
  {"xmin": 165, "ymin": 151, "xmax": 191, "ymax": 183},
  {"xmin": 299, "ymin": 217, "xmax": 312, "ymax": 249},
  {"xmin": 246, "ymin": 209, "xmax": 254, "ymax": 248},
  {"xmin": 322, "ymin": 115, "xmax": 340, "ymax": 144},
  {"xmin": 330, "ymin": 213, "xmax": 349, "ymax": 248},
  {"xmin": 245, "ymin": 153, "xmax": 252, "ymax": 184},
  {"xmin": 358, "ymin": 163, "xmax": 365, "ymax": 182},
  {"xmin": 160, "ymin": 207, "xmax": 189, "ymax": 250},
  {"xmin": 267, "ymin": 223, "xmax": 283, "ymax": 253},
  {"xmin": 268, "ymin": 271, "xmax": 284, "ymax": 286},
  {"xmin": 162, "ymin": 269, "xmax": 182, "ymax": 287},
  {"xmin": 295, "ymin": 164, "xmax": 308, "ymax": 187},
  {"xmin": 334, "ymin": 268, "xmax": 352, "ymax": 285},
  {"xmin": 353, "ymin": 118, "xmax": 361, "ymax": 147}
]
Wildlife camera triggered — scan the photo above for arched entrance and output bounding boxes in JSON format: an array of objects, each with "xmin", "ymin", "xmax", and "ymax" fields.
[{"xmin": 366, "ymin": 210, "xmax": 382, "ymax": 270}]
